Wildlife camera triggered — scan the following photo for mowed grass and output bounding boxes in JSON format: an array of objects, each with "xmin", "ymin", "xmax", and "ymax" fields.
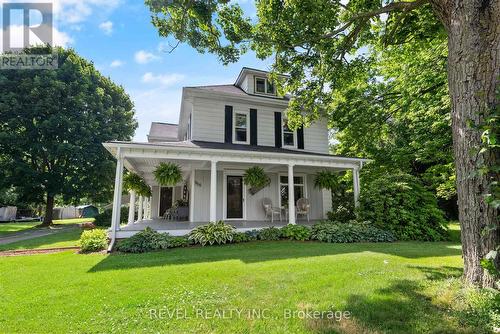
[
  {"xmin": 0, "ymin": 228, "xmax": 84, "ymax": 251},
  {"xmin": 0, "ymin": 240, "xmax": 471, "ymax": 334},
  {"xmin": 0, "ymin": 218, "xmax": 93, "ymax": 236}
]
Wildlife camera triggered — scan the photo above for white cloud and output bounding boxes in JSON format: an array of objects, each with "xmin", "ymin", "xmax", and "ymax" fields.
[
  {"xmin": 141, "ymin": 72, "xmax": 185, "ymax": 86},
  {"xmin": 0, "ymin": 26, "xmax": 73, "ymax": 50},
  {"xmin": 98, "ymin": 21, "xmax": 113, "ymax": 35},
  {"xmin": 134, "ymin": 50, "xmax": 160, "ymax": 64},
  {"xmin": 110, "ymin": 59, "xmax": 125, "ymax": 67},
  {"xmin": 53, "ymin": 0, "xmax": 121, "ymax": 25}
]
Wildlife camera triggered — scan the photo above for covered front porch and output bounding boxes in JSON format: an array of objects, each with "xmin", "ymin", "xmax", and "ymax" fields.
[
  {"xmin": 117, "ymin": 218, "xmax": 319, "ymax": 238},
  {"xmin": 103, "ymin": 141, "xmax": 368, "ymax": 248}
]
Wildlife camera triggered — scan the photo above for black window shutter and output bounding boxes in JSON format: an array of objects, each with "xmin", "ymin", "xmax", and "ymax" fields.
[
  {"xmin": 274, "ymin": 112, "xmax": 282, "ymax": 148},
  {"xmin": 297, "ymin": 125, "xmax": 304, "ymax": 149},
  {"xmin": 250, "ymin": 109, "xmax": 257, "ymax": 145},
  {"xmin": 224, "ymin": 105, "xmax": 233, "ymax": 143}
]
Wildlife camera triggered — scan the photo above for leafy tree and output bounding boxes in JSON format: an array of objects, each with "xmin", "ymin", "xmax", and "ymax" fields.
[
  {"xmin": 145, "ymin": 0, "xmax": 500, "ymax": 287},
  {"xmin": 0, "ymin": 46, "xmax": 137, "ymax": 225}
]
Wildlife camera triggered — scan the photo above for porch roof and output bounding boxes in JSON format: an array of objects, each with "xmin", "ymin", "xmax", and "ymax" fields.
[{"xmin": 103, "ymin": 140, "xmax": 369, "ymax": 184}]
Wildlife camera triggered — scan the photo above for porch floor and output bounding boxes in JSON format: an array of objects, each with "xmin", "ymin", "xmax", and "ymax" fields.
[{"xmin": 117, "ymin": 218, "xmax": 319, "ymax": 237}]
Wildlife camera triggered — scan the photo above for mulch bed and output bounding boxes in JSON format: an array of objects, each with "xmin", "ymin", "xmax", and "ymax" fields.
[{"xmin": 0, "ymin": 246, "xmax": 80, "ymax": 257}]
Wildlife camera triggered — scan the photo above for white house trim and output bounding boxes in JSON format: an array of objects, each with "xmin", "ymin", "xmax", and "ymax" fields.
[
  {"xmin": 232, "ymin": 110, "xmax": 250, "ymax": 145},
  {"xmin": 277, "ymin": 172, "xmax": 307, "ymax": 209}
]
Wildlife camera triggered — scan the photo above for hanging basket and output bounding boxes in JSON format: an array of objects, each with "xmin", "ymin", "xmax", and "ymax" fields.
[
  {"xmin": 154, "ymin": 162, "xmax": 183, "ymax": 186},
  {"xmin": 123, "ymin": 172, "xmax": 152, "ymax": 197},
  {"xmin": 243, "ymin": 167, "xmax": 271, "ymax": 195}
]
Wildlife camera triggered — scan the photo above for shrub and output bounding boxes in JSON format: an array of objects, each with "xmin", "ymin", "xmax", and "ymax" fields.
[
  {"xmin": 233, "ymin": 232, "xmax": 252, "ymax": 243},
  {"xmin": 245, "ymin": 230, "xmax": 260, "ymax": 241},
  {"xmin": 94, "ymin": 207, "xmax": 130, "ymax": 227},
  {"xmin": 116, "ymin": 227, "xmax": 170, "ymax": 253},
  {"xmin": 280, "ymin": 224, "xmax": 311, "ymax": 241},
  {"xmin": 79, "ymin": 229, "xmax": 108, "ymax": 252},
  {"xmin": 311, "ymin": 221, "xmax": 395, "ymax": 243},
  {"xmin": 258, "ymin": 227, "xmax": 282, "ymax": 241},
  {"xmin": 188, "ymin": 221, "xmax": 235, "ymax": 246},
  {"xmin": 358, "ymin": 172, "xmax": 448, "ymax": 241},
  {"xmin": 168, "ymin": 236, "xmax": 191, "ymax": 248}
]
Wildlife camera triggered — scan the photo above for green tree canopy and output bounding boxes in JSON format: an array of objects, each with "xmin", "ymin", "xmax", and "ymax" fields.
[{"xmin": 0, "ymin": 46, "xmax": 137, "ymax": 225}]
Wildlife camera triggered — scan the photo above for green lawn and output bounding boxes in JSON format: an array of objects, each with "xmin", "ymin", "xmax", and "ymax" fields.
[
  {"xmin": 0, "ymin": 227, "xmax": 84, "ymax": 251},
  {"xmin": 0, "ymin": 218, "xmax": 93, "ymax": 236},
  {"xmin": 0, "ymin": 240, "xmax": 477, "ymax": 333}
]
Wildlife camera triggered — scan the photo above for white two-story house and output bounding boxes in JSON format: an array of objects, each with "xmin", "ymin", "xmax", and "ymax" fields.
[{"xmin": 103, "ymin": 68, "xmax": 367, "ymax": 241}]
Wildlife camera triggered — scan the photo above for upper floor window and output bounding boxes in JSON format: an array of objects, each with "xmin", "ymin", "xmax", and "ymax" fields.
[
  {"xmin": 255, "ymin": 77, "xmax": 276, "ymax": 95},
  {"xmin": 282, "ymin": 119, "xmax": 296, "ymax": 148},
  {"xmin": 233, "ymin": 111, "xmax": 249, "ymax": 144}
]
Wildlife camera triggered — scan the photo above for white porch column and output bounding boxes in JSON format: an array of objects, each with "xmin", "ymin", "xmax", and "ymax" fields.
[
  {"xmin": 209, "ymin": 160, "xmax": 217, "ymax": 222},
  {"xmin": 147, "ymin": 197, "xmax": 152, "ymax": 219},
  {"xmin": 353, "ymin": 167, "xmax": 360, "ymax": 208},
  {"xmin": 189, "ymin": 169, "xmax": 195, "ymax": 222},
  {"xmin": 143, "ymin": 197, "xmax": 148, "ymax": 220},
  {"xmin": 137, "ymin": 195, "xmax": 143, "ymax": 222},
  {"xmin": 288, "ymin": 163, "xmax": 296, "ymax": 224},
  {"xmin": 111, "ymin": 148, "xmax": 124, "ymax": 232},
  {"xmin": 127, "ymin": 190, "xmax": 136, "ymax": 224}
]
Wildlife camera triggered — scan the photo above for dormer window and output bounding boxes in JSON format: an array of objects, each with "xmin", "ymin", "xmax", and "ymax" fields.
[
  {"xmin": 233, "ymin": 111, "xmax": 250, "ymax": 144},
  {"xmin": 282, "ymin": 119, "xmax": 296, "ymax": 148},
  {"xmin": 254, "ymin": 77, "xmax": 276, "ymax": 95}
]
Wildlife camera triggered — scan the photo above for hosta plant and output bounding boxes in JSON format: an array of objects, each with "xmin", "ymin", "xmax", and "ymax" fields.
[
  {"xmin": 189, "ymin": 221, "xmax": 235, "ymax": 246},
  {"xmin": 281, "ymin": 224, "xmax": 311, "ymax": 241}
]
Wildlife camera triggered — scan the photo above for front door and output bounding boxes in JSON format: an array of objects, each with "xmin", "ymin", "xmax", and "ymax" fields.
[
  {"xmin": 159, "ymin": 187, "xmax": 173, "ymax": 216},
  {"xmin": 226, "ymin": 175, "xmax": 244, "ymax": 219}
]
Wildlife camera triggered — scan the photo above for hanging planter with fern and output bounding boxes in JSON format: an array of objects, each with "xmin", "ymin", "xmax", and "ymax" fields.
[
  {"xmin": 243, "ymin": 166, "xmax": 271, "ymax": 195},
  {"xmin": 123, "ymin": 172, "xmax": 152, "ymax": 197},
  {"xmin": 154, "ymin": 162, "xmax": 183, "ymax": 186}
]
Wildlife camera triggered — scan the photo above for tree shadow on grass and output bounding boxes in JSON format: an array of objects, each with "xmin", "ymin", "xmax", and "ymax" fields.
[
  {"xmin": 303, "ymin": 266, "xmax": 481, "ymax": 334},
  {"xmin": 88, "ymin": 241, "xmax": 462, "ymax": 272}
]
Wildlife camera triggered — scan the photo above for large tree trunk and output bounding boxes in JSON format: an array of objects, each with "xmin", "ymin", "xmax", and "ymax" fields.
[
  {"xmin": 41, "ymin": 194, "xmax": 55, "ymax": 226},
  {"xmin": 435, "ymin": 0, "xmax": 500, "ymax": 287}
]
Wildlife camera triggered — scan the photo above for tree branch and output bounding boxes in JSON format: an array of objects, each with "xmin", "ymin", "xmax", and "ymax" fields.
[{"xmin": 322, "ymin": 0, "xmax": 429, "ymax": 39}]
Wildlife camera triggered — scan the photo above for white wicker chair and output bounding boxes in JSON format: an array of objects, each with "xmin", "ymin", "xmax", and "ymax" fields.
[
  {"xmin": 262, "ymin": 198, "xmax": 282, "ymax": 222},
  {"xmin": 295, "ymin": 198, "xmax": 310, "ymax": 221}
]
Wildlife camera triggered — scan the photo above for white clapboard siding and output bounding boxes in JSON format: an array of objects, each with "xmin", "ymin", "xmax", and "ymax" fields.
[{"xmin": 191, "ymin": 95, "xmax": 329, "ymax": 154}]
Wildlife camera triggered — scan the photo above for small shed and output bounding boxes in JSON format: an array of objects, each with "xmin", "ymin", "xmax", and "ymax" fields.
[
  {"xmin": 77, "ymin": 205, "xmax": 99, "ymax": 218},
  {"xmin": 0, "ymin": 206, "xmax": 17, "ymax": 221},
  {"xmin": 53, "ymin": 206, "xmax": 79, "ymax": 220}
]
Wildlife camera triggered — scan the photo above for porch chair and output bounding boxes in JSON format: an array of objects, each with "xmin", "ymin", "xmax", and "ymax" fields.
[
  {"xmin": 295, "ymin": 198, "xmax": 310, "ymax": 222},
  {"xmin": 262, "ymin": 198, "xmax": 282, "ymax": 222}
]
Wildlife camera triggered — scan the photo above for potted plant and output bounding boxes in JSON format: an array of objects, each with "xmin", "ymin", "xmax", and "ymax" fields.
[
  {"xmin": 243, "ymin": 166, "xmax": 271, "ymax": 195},
  {"xmin": 174, "ymin": 198, "xmax": 189, "ymax": 220},
  {"xmin": 123, "ymin": 172, "xmax": 152, "ymax": 197},
  {"xmin": 153, "ymin": 162, "xmax": 183, "ymax": 186}
]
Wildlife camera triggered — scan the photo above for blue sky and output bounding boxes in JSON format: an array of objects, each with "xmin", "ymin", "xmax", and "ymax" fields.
[{"xmin": 23, "ymin": 0, "xmax": 270, "ymax": 141}]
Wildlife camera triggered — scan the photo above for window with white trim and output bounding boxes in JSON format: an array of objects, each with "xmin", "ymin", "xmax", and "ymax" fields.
[
  {"xmin": 233, "ymin": 111, "xmax": 249, "ymax": 144},
  {"xmin": 282, "ymin": 119, "xmax": 296, "ymax": 147},
  {"xmin": 279, "ymin": 174, "xmax": 306, "ymax": 208},
  {"xmin": 254, "ymin": 76, "xmax": 276, "ymax": 95}
]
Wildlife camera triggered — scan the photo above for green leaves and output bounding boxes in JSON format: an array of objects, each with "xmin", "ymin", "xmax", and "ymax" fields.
[
  {"xmin": 188, "ymin": 221, "xmax": 235, "ymax": 246},
  {"xmin": 123, "ymin": 173, "xmax": 152, "ymax": 197},
  {"xmin": 0, "ymin": 46, "xmax": 137, "ymax": 209},
  {"xmin": 153, "ymin": 162, "xmax": 183, "ymax": 186},
  {"xmin": 243, "ymin": 166, "xmax": 270, "ymax": 194}
]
